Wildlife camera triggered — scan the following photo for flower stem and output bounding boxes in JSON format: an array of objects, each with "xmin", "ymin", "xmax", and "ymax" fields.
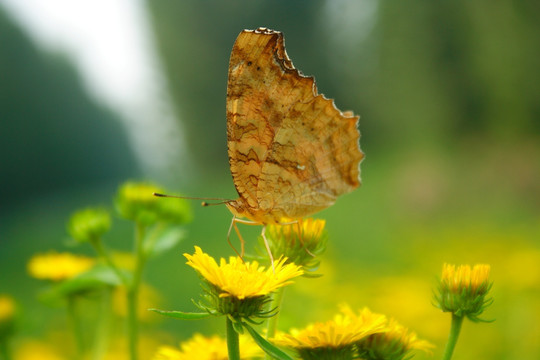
[
  {"xmin": 264, "ymin": 288, "xmax": 285, "ymax": 360},
  {"xmin": 226, "ymin": 317, "xmax": 241, "ymax": 360},
  {"xmin": 67, "ymin": 295, "xmax": 85, "ymax": 357},
  {"xmin": 127, "ymin": 223, "xmax": 146, "ymax": 360},
  {"xmin": 92, "ymin": 238, "xmax": 127, "ymax": 285},
  {"xmin": 442, "ymin": 313, "xmax": 464, "ymax": 360},
  {"xmin": 266, "ymin": 288, "xmax": 285, "ymax": 338},
  {"xmin": 91, "ymin": 287, "xmax": 112, "ymax": 360},
  {"xmin": 0, "ymin": 339, "xmax": 11, "ymax": 360}
]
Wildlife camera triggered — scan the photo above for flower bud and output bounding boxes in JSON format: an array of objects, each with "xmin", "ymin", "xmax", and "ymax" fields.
[
  {"xmin": 68, "ymin": 207, "xmax": 111, "ymax": 243},
  {"xmin": 434, "ymin": 263, "xmax": 493, "ymax": 321},
  {"xmin": 115, "ymin": 182, "xmax": 191, "ymax": 225},
  {"xmin": 265, "ymin": 218, "xmax": 327, "ymax": 274}
]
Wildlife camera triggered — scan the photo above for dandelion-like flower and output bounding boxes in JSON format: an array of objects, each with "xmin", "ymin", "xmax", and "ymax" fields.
[
  {"xmin": 434, "ymin": 263, "xmax": 493, "ymax": 321},
  {"xmin": 274, "ymin": 307, "xmax": 387, "ymax": 360},
  {"xmin": 265, "ymin": 218, "xmax": 327, "ymax": 273},
  {"xmin": 27, "ymin": 252, "xmax": 95, "ymax": 281},
  {"xmin": 356, "ymin": 317, "xmax": 434, "ymax": 360},
  {"xmin": 153, "ymin": 333, "xmax": 263, "ymax": 360},
  {"xmin": 185, "ymin": 246, "xmax": 303, "ymax": 319},
  {"xmin": 185, "ymin": 246, "xmax": 303, "ymax": 300}
]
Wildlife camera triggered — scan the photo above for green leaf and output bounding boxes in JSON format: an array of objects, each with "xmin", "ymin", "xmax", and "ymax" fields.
[
  {"xmin": 242, "ymin": 322, "xmax": 295, "ymax": 360},
  {"xmin": 143, "ymin": 226, "xmax": 185, "ymax": 258},
  {"xmin": 149, "ymin": 308, "xmax": 213, "ymax": 320},
  {"xmin": 231, "ymin": 319, "xmax": 244, "ymax": 334},
  {"xmin": 40, "ymin": 264, "xmax": 126, "ymax": 301}
]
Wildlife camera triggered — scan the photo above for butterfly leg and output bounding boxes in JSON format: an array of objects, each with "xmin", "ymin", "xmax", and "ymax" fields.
[
  {"xmin": 227, "ymin": 216, "xmax": 244, "ymax": 260},
  {"xmin": 277, "ymin": 218, "xmax": 315, "ymax": 257},
  {"xmin": 227, "ymin": 217, "xmax": 260, "ymax": 261},
  {"xmin": 233, "ymin": 220, "xmax": 246, "ymax": 257},
  {"xmin": 295, "ymin": 218, "xmax": 315, "ymax": 258},
  {"xmin": 261, "ymin": 225, "xmax": 276, "ymax": 272}
]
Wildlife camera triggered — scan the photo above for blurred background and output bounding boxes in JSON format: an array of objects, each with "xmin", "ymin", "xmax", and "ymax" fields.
[{"xmin": 1, "ymin": 0, "xmax": 539, "ymax": 359}]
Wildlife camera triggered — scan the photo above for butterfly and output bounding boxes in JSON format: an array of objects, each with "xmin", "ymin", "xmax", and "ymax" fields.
[
  {"xmin": 224, "ymin": 28, "xmax": 364, "ymax": 262},
  {"xmin": 157, "ymin": 27, "xmax": 363, "ymax": 265}
]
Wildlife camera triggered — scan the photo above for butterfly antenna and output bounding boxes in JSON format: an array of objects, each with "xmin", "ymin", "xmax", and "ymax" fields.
[
  {"xmin": 153, "ymin": 193, "xmax": 233, "ymax": 207},
  {"xmin": 201, "ymin": 200, "xmax": 232, "ymax": 207}
]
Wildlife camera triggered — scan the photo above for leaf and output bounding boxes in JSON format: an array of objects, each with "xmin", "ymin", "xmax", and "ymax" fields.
[
  {"xmin": 40, "ymin": 264, "xmax": 126, "ymax": 301},
  {"xmin": 242, "ymin": 322, "xmax": 295, "ymax": 360},
  {"xmin": 143, "ymin": 226, "xmax": 185, "ymax": 258},
  {"xmin": 231, "ymin": 318, "xmax": 244, "ymax": 334},
  {"xmin": 149, "ymin": 308, "xmax": 213, "ymax": 320}
]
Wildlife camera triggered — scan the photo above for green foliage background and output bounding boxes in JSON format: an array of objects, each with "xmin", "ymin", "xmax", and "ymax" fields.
[{"xmin": 0, "ymin": 1, "xmax": 539, "ymax": 359}]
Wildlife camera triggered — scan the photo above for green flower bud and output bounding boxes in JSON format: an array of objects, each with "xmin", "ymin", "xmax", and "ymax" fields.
[
  {"xmin": 115, "ymin": 182, "xmax": 191, "ymax": 225},
  {"xmin": 434, "ymin": 263, "xmax": 493, "ymax": 321},
  {"xmin": 68, "ymin": 207, "xmax": 111, "ymax": 243},
  {"xmin": 265, "ymin": 218, "xmax": 327, "ymax": 274}
]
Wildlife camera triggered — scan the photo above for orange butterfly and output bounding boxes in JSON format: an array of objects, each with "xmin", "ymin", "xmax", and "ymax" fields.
[{"xmin": 157, "ymin": 27, "xmax": 364, "ymax": 265}]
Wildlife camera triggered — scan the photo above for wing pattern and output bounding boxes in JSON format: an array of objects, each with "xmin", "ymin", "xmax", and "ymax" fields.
[{"xmin": 226, "ymin": 28, "xmax": 364, "ymax": 224}]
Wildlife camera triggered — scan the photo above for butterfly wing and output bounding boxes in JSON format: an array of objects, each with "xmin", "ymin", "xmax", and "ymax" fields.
[
  {"xmin": 227, "ymin": 28, "xmax": 363, "ymax": 221},
  {"xmin": 227, "ymin": 28, "xmax": 286, "ymax": 212}
]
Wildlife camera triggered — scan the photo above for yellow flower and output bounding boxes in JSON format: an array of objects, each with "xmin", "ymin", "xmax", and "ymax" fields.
[
  {"xmin": 153, "ymin": 333, "xmax": 263, "ymax": 360},
  {"xmin": 385, "ymin": 319, "xmax": 434, "ymax": 351},
  {"xmin": 0, "ymin": 294, "xmax": 16, "ymax": 339},
  {"xmin": 441, "ymin": 263, "xmax": 491, "ymax": 294},
  {"xmin": 265, "ymin": 218, "xmax": 327, "ymax": 272},
  {"xmin": 0, "ymin": 295, "xmax": 15, "ymax": 323},
  {"xmin": 356, "ymin": 317, "xmax": 434, "ymax": 360},
  {"xmin": 275, "ymin": 307, "xmax": 387, "ymax": 350},
  {"xmin": 275, "ymin": 218, "xmax": 326, "ymax": 241},
  {"xmin": 27, "ymin": 252, "xmax": 95, "ymax": 281},
  {"xmin": 14, "ymin": 340, "xmax": 66, "ymax": 360},
  {"xmin": 154, "ymin": 345, "xmax": 182, "ymax": 359},
  {"xmin": 184, "ymin": 246, "xmax": 303, "ymax": 300},
  {"xmin": 434, "ymin": 263, "xmax": 493, "ymax": 321}
]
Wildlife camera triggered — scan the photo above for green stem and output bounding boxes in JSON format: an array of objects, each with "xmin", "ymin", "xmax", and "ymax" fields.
[
  {"xmin": 92, "ymin": 238, "xmax": 128, "ymax": 285},
  {"xmin": 265, "ymin": 288, "xmax": 285, "ymax": 360},
  {"xmin": 127, "ymin": 223, "xmax": 146, "ymax": 360},
  {"xmin": 442, "ymin": 314, "xmax": 464, "ymax": 360},
  {"xmin": 91, "ymin": 287, "xmax": 112, "ymax": 360},
  {"xmin": 67, "ymin": 295, "xmax": 85, "ymax": 358},
  {"xmin": 0, "ymin": 339, "xmax": 11, "ymax": 360},
  {"xmin": 266, "ymin": 288, "xmax": 285, "ymax": 339},
  {"xmin": 226, "ymin": 317, "xmax": 241, "ymax": 360}
]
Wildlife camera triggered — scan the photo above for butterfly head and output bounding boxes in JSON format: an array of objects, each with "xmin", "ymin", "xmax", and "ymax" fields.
[{"xmin": 225, "ymin": 198, "xmax": 248, "ymax": 219}]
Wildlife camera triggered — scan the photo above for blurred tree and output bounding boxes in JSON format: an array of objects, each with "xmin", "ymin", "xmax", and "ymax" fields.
[
  {"xmin": 372, "ymin": 0, "xmax": 540, "ymax": 149},
  {"xmin": 0, "ymin": 8, "xmax": 140, "ymax": 213}
]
